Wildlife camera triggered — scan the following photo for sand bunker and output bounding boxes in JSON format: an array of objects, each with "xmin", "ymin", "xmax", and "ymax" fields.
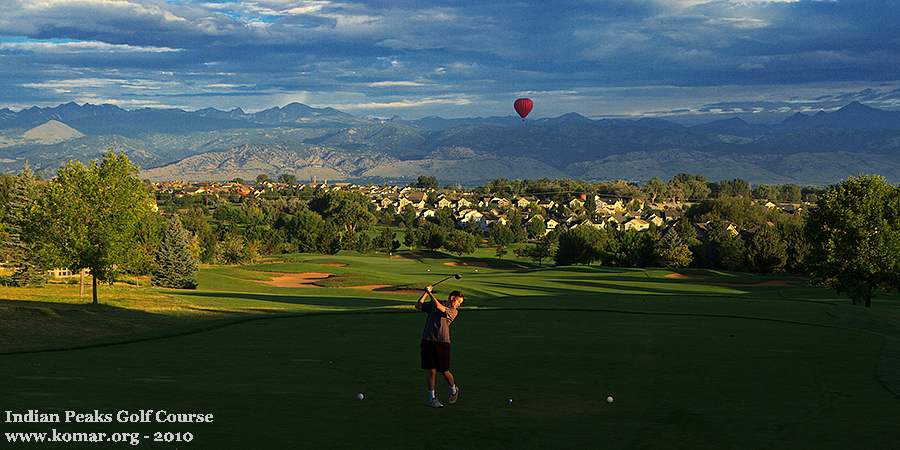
[
  {"xmin": 258, "ymin": 272, "xmax": 332, "ymax": 287},
  {"xmin": 391, "ymin": 253, "xmax": 424, "ymax": 259},
  {"xmin": 685, "ymin": 280, "xmax": 797, "ymax": 287},
  {"xmin": 255, "ymin": 272, "xmax": 420, "ymax": 293},
  {"xmin": 665, "ymin": 273, "xmax": 796, "ymax": 286},
  {"xmin": 664, "ymin": 273, "xmax": 709, "ymax": 278},
  {"xmin": 444, "ymin": 261, "xmax": 520, "ymax": 270},
  {"xmin": 445, "ymin": 261, "xmax": 489, "ymax": 267}
]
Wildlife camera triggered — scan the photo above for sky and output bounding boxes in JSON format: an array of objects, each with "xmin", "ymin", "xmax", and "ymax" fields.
[{"xmin": 1, "ymin": 0, "xmax": 900, "ymax": 122}]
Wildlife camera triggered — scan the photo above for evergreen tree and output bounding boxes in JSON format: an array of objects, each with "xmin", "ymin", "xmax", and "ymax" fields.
[
  {"xmin": 704, "ymin": 219, "xmax": 746, "ymax": 271},
  {"xmin": 152, "ymin": 216, "xmax": 199, "ymax": 289},
  {"xmin": 746, "ymin": 225, "xmax": 787, "ymax": 274},
  {"xmin": 657, "ymin": 226, "xmax": 692, "ymax": 268},
  {"xmin": 403, "ymin": 228, "xmax": 418, "ymax": 250},
  {"xmin": 376, "ymin": 227, "xmax": 399, "ymax": 253},
  {"xmin": 418, "ymin": 223, "xmax": 446, "ymax": 250},
  {"xmin": 356, "ymin": 233, "xmax": 374, "ymax": 255},
  {"xmin": 2, "ymin": 168, "xmax": 44, "ymax": 286}
]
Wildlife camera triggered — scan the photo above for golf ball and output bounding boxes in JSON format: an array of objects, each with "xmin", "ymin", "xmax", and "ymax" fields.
[
  {"xmin": 357, "ymin": 393, "xmax": 364, "ymax": 400},
  {"xmin": 606, "ymin": 396, "xmax": 613, "ymax": 403},
  {"xmin": 508, "ymin": 398, "xmax": 513, "ymax": 403}
]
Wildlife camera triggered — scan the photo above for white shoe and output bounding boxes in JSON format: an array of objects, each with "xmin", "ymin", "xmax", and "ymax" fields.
[{"xmin": 429, "ymin": 397, "xmax": 444, "ymax": 408}]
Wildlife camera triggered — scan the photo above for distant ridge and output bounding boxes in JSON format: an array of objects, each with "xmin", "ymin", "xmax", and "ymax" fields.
[{"xmin": 2, "ymin": 101, "xmax": 900, "ymax": 186}]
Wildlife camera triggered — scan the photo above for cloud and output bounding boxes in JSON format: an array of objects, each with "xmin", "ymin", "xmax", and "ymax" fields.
[{"xmin": 0, "ymin": 0, "xmax": 899, "ymax": 119}]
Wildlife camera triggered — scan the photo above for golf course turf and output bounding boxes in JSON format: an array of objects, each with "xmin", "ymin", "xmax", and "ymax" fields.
[{"xmin": 3, "ymin": 252, "xmax": 900, "ymax": 449}]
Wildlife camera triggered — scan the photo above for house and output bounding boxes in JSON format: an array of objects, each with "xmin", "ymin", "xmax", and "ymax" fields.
[
  {"xmin": 436, "ymin": 197, "xmax": 453, "ymax": 209},
  {"xmin": 606, "ymin": 211, "xmax": 630, "ymax": 230},
  {"xmin": 515, "ymin": 196, "xmax": 537, "ymax": 209},
  {"xmin": 405, "ymin": 191, "xmax": 428, "ymax": 204},
  {"xmin": 662, "ymin": 210, "xmax": 684, "ymax": 223},
  {"xmin": 458, "ymin": 209, "xmax": 489, "ymax": 231},
  {"xmin": 545, "ymin": 218, "xmax": 560, "ymax": 232},
  {"xmin": 647, "ymin": 214, "xmax": 665, "ymax": 227},
  {"xmin": 455, "ymin": 197, "xmax": 473, "ymax": 210},
  {"xmin": 623, "ymin": 218, "xmax": 650, "ymax": 232}
]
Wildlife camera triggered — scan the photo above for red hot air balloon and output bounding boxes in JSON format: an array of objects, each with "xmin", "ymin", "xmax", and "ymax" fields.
[{"xmin": 514, "ymin": 98, "xmax": 533, "ymax": 120}]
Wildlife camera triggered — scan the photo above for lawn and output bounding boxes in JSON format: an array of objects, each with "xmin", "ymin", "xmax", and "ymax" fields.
[{"xmin": 2, "ymin": 252, "xmax": 900, "ymax": 449}]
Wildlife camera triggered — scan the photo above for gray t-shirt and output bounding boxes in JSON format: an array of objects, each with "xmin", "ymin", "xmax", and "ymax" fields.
[{"xmin": 420, "ymin": 301, "xmax": 458, "ymax": 343}]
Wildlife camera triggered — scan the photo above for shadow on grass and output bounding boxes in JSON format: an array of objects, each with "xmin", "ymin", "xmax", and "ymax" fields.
[{"xmin": 172, "ymin": 290, "xmax": 411, "ymax": 308}]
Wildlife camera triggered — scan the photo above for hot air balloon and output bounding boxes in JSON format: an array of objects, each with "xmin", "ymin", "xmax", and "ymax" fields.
[{"xmin": 514, "ymin": 98, "xmax": 533, "ymax": 120}]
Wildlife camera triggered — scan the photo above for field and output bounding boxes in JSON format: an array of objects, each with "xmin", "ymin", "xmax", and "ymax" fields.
[{"xmin": 3, "ymin": 250, "xmax": 900, "ymax": 449}]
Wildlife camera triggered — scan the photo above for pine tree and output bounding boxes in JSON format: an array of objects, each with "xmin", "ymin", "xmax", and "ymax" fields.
[
  {"xmin": 152, "ymin": 216, "xmax": 199, "ymax": 289},
  {"xmin": 2, "ymin": 168, "xmax": 44, "ymax": 286}
]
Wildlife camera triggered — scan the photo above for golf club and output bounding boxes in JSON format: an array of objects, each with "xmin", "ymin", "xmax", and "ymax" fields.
[{"xmin": 432, "ymin": 273, "xmax": 462, "ymax": 287}]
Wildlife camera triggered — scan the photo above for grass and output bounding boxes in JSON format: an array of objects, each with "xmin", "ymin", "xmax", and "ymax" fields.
[{"xmin": 2, "ymin": 252, "xmax": 900, "ymax": 449}]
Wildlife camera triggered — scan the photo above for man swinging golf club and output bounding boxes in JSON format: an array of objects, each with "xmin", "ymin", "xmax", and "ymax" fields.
[{"xmin": 415, "ymin": 282, "xmax": 464, "ymax": 408}]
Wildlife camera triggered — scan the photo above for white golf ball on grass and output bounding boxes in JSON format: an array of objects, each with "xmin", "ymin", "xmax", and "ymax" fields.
[
  {"xmin": 606, "ymin": 396, "xmax": 613, "ymax": 403},
  {"xmin": 357, "ymin": 393, "xmax": 364, "ymax": 400}
]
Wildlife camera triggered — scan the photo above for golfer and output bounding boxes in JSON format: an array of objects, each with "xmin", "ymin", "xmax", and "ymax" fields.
[{"xmin": 415, "ymin": 285, "xmax": 464, "ymax": 408}]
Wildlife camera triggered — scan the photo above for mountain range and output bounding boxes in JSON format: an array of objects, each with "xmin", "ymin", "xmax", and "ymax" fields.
[{"xmin": 2, "ymin": 101, "xmax": 900, "ymax": 187}]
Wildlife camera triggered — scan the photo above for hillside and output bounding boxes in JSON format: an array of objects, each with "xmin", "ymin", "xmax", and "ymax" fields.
[{"xmin": 2, "ymin": 102, "xmax": 900, "ymax": 186}]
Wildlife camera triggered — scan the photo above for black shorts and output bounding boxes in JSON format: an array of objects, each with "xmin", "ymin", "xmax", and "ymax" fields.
[{"xmin": 420, "ymin": 339, "xmax": 451, "ymax": 372}]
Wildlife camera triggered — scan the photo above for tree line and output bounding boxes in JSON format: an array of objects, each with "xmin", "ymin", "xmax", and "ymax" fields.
[
  {"xmin": 1, "ymin": 153, "xmax": 897, "ymax": 307},
  {"xmin": 471, "ymin": 175, "xmax": 823, "ymax": 205}
]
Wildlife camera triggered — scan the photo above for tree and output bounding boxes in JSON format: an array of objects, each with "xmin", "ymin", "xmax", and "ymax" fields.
[
  {"xmin": 216, "ymin": 226, "xmax": 252, "ymax": 264},
  {"xmin": 410, "ymin": 175, "xmax": 438, "ymax": 190},
  {"xmin": 605, "ymin": 229, "xmax": 655, "ymax": 267},
  {"xmin": 308, "ymin": 190, "xmax": 376, "ymax": 242},
  {"xmin": 489, "ymin": 222, "xmax": 515, "ymax": 246},
  {"xmin": 751, "ymin": 184, "xmax": 779, "ymax": 201},
  {"xmin": 278, "ymin": 173, "xmax": 298, "ymax": 185},
  {"xmin": 403, "ymin": 228, "xmax": 417, "ymax": 249},
  {"xmin": 376, "ymin": 227, "xmax": 400, "ymax": 254},
  {"xmin": 121, "ymin": 208, "xmax": 166, "ymax": 285},
  {"xmin": 356, "ymin": 233, "xmax": 374, "ymax": 255},
  {"xmin": 745, "ymin": 225, "xmax": 787, "ymax": 274},
  {"xmin": 657, "ymin": 227, "xmax": 692, "ymax": 268},
  {"xmin": 284, "ymin": 209, "xmax": 341, "ymax": 254},
  {"xmin": 443, "ymin": 230, "xmax": 477, "ymax": 257},
  {"xmin": 703, "ymin": 219, "xmax": 745, "ymax": 271},
  {"xmin": 418, "ymin": 223, "xmax": 445, "ymax": 251},
  {"xmin": 524, "ymin": 239, "xmax": 553, "ymax": 267},
  {"xmin": 2, "ymin": 167, "xmax": 44, "ymax": 286},
  {"xmin": 32, "ymin": 151, "xmax": 152, "ymax": 304},
  {"xmin": 554, "ymin": 225, "xmax": 605, "ymax": 266},
  {"xmin": 400, "ymin": 205, "xmax": 418, "ymax": 230},
  {"xmin": 505, "ymin": 208, "xmax": 526, "ymax": 242},
  {"xmin": 527, "ymin": 216, "xmax": 546, "ymax": 239},
  {"xmin": 152, "ymin": 216, "xmax": 199, "ymax": 289},
  {"xmin": 643, "ymin": 177, "xmax": 663, "ymax": 204},
  {"xmin": 805, "ymin": 175, "xmax": 900, "ymax": 307}
]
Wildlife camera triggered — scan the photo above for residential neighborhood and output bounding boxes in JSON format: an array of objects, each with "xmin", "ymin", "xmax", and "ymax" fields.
[{"xmin": 151, "ymin": 178, "xmax": 811, "ymax": 242}]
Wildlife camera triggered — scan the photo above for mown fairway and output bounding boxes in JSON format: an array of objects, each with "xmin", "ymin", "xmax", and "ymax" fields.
[{"xmin": 3, "ymin": 252, "xmax": 900, "ymax": 449}]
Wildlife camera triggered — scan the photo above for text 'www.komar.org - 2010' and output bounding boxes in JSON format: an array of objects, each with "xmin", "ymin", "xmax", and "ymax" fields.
[{"xmin": 5, "ymin": 409, "xmax": 213, "ymax": 446}]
